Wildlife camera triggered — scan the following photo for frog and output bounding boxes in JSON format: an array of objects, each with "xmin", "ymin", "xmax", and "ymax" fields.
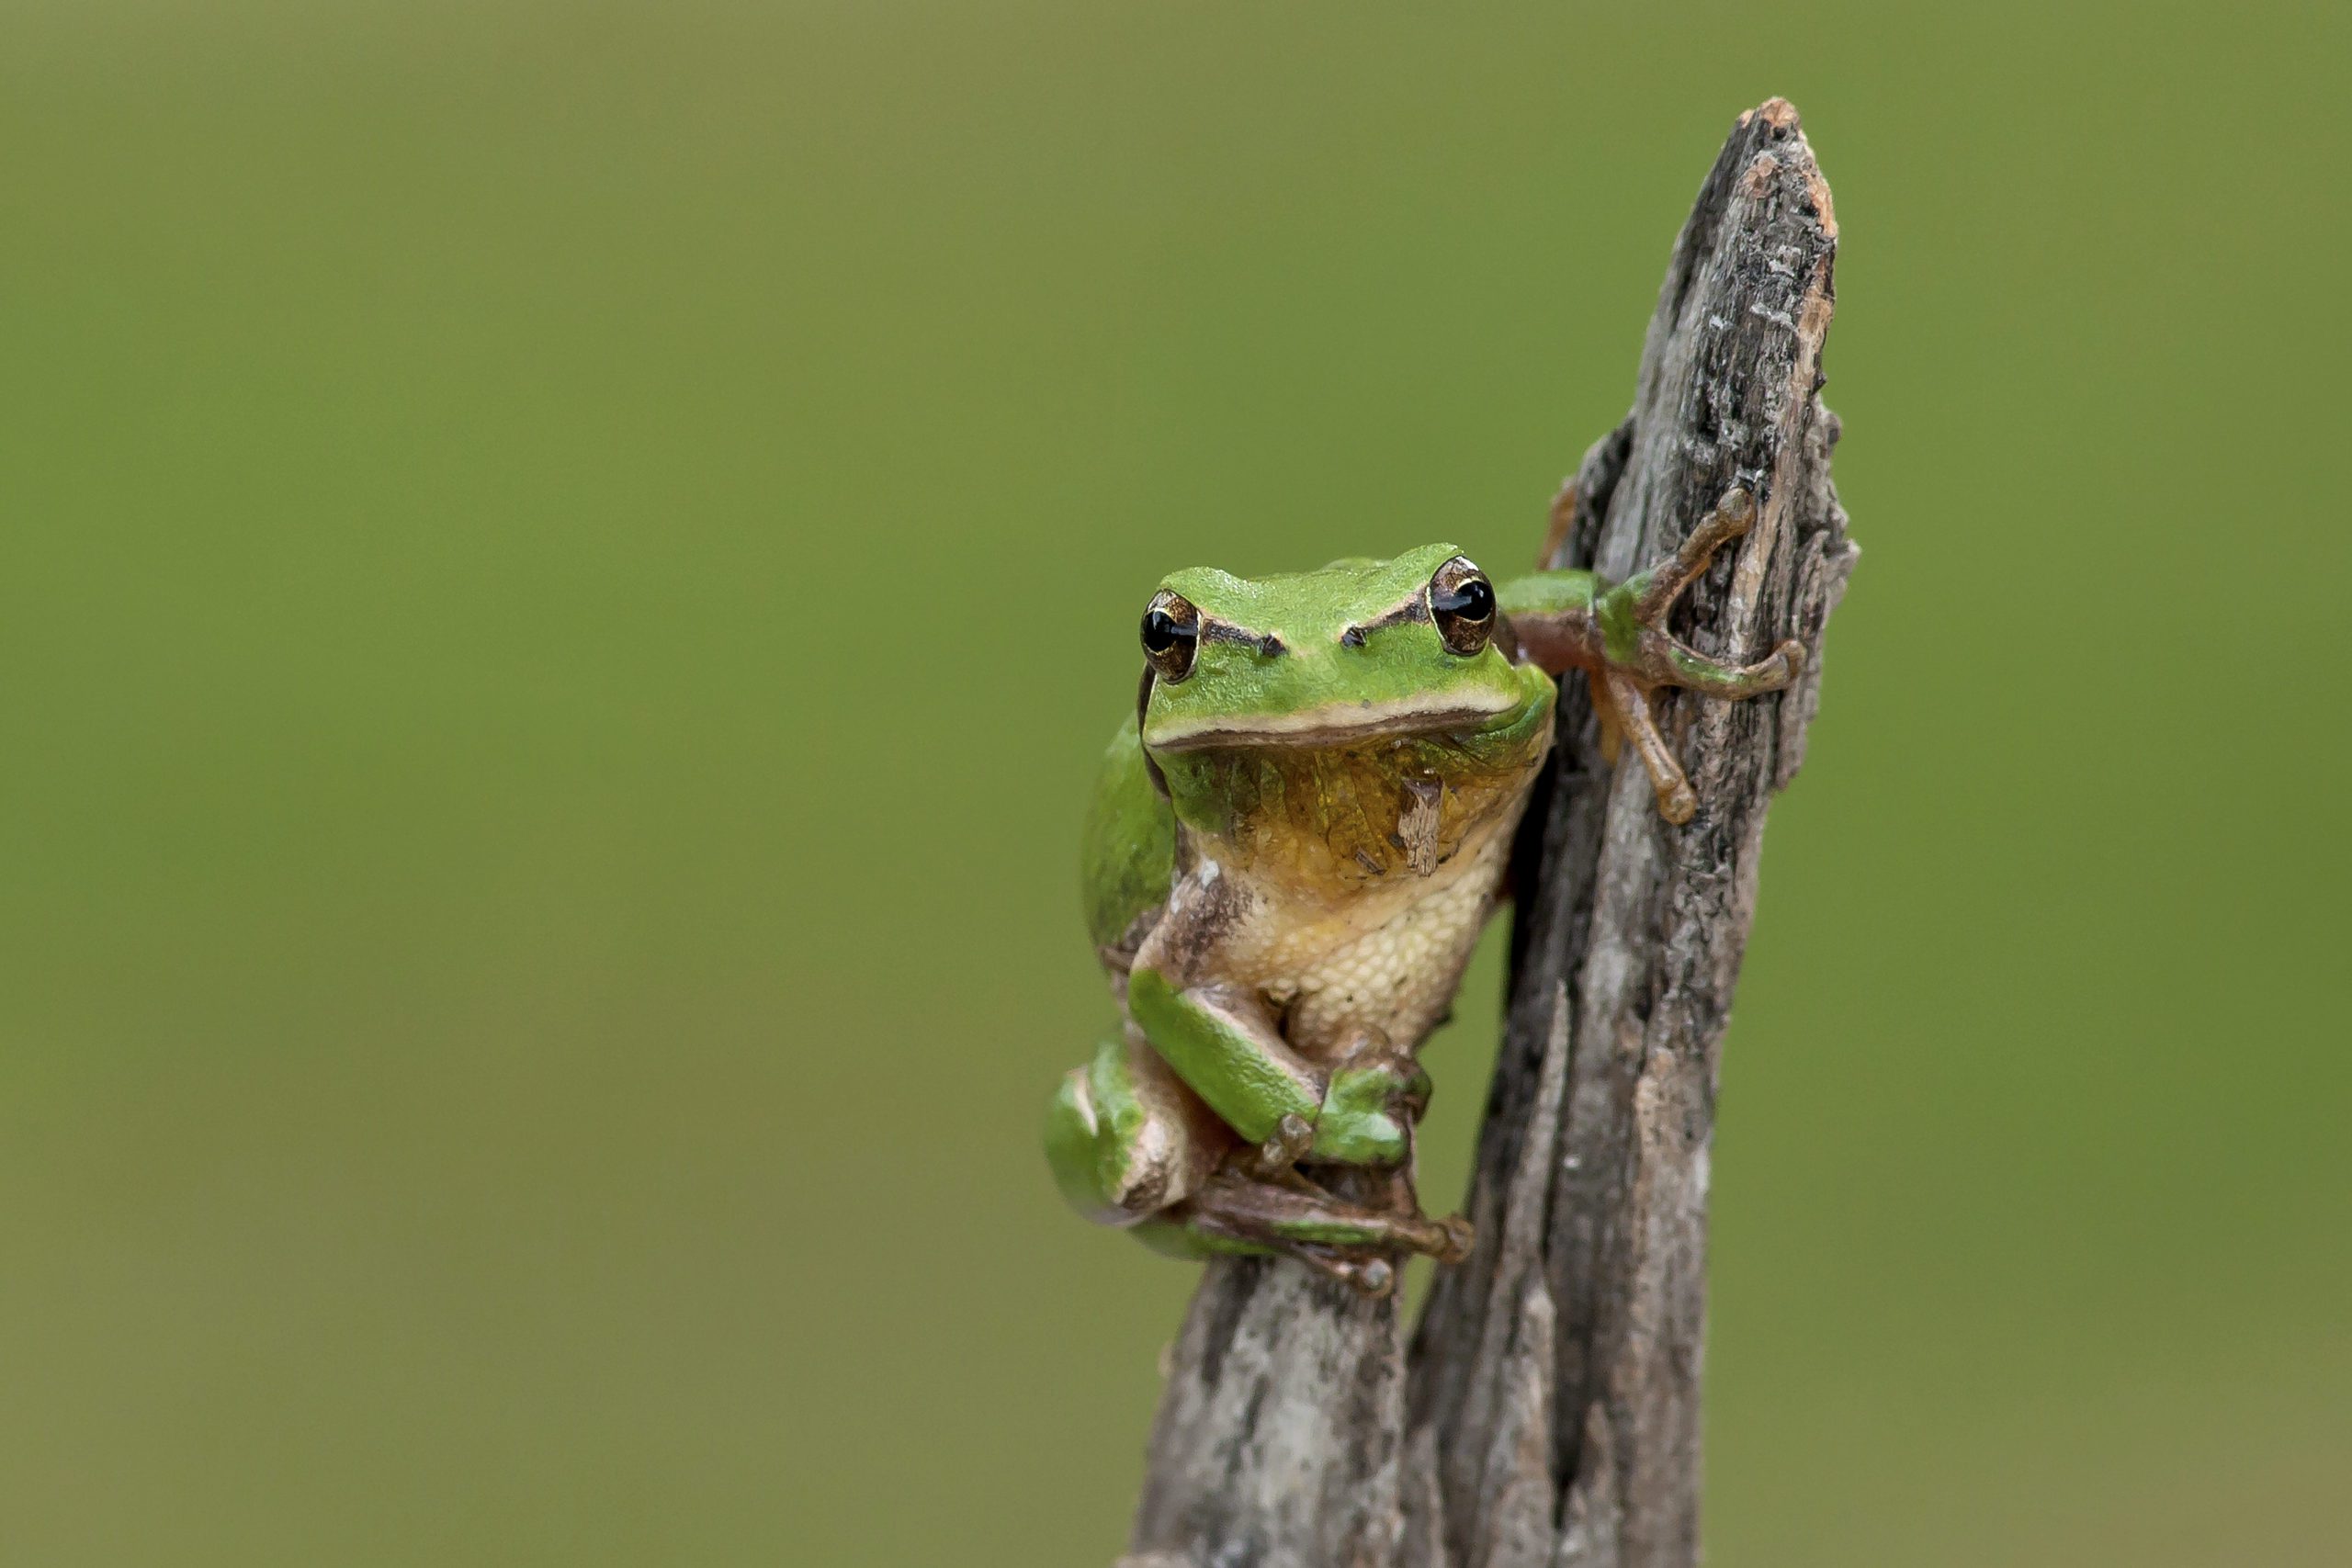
[{"xmin": 1045, "ymin": 487, "xmax": 1803, "ymax": 1295}]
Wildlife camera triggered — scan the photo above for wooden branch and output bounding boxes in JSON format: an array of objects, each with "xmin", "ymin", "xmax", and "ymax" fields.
[
  {"xmin": 1125, "ymin": 100, "xmax": 1855, "ymax": 1568},
  {"xmin": 1128, "ymin": 1251, "xmax": 1406, "ymax": 1568},
  {"xmin": 1407, "ymin": 97, "xmax": 1854, "ymax": 1568}
]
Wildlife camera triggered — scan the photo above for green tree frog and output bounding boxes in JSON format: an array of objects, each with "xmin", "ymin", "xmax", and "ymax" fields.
[{"xmin": 1046, "ymin": 489, "xmax": 1800, "ymax": 1294}]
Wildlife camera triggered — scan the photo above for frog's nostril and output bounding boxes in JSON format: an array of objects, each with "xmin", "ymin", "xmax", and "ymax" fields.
[
  {"xmin": 1340, "ymin": 626, "xmax": 1366, "ymax": 648},
  {"xmin": 1259, "ymin": 634, "xmax": 1286, "ymax": 658}
]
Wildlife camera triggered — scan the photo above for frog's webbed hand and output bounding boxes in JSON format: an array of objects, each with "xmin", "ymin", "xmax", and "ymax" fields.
[
  {"xmin": 1502, "ymin": 486, "xmax": 1804, "ymax": 825},
  {"xmin": 1307, "ymin": 1029, "xmax": 1429, "ymax": 1168}
]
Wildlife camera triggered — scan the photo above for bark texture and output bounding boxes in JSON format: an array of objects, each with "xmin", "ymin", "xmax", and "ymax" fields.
[
  {"xmin": 1125, "ymin": 99, "xmax": 1856, "ymax": 1568},
  {"xmin": 1129, "ymin": 1255, "xmax": 1406, "ymax": 1568}
]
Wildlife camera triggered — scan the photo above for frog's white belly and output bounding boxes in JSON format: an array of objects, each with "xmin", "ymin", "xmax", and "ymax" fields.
[{"xmin": 1231, "ymin": 827, "xmax": 1512, "ymax": 1060}]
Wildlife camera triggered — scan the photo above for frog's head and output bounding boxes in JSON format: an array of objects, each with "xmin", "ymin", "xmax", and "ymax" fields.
[{"xmin": 1135, "ymin": 543, "xmax": 1541, "ymax": 756}]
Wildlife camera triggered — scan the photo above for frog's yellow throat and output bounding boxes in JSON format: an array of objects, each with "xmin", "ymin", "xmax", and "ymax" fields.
[{"xmin": 1157, "ymin": 708, "xmax": 1553, "ymax": 910}]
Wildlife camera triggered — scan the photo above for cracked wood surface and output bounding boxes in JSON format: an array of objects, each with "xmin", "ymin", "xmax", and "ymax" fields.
[{"xmin": 1125, "ymin": 100, "xmax": 1856, "ymax": 1568}]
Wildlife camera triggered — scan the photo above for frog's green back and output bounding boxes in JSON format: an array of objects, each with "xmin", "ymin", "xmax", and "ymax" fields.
[{"xmin": 1080, "ymin": 718, "xmax": 1174, "ymax": 958}]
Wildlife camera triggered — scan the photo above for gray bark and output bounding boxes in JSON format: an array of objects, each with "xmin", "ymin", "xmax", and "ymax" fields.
[
  {"xmin": 1129, "ymin": 1254, "xmax": 1407, "ymax": 1568},
  {"xmin": 1125, "ymin": 99, "xmax": 1856, "ymax": 1568}
]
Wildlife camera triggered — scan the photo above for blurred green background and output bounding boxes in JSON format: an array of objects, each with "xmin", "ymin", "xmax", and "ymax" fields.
[{"xmin": 6, "ymin": 3, "xmax": 2346, "ymax": 1563}]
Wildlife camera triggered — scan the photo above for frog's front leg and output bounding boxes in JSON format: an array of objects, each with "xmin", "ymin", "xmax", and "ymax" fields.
[
  {"xmin": 1124, "ymin": 968, "xmax": 1423, "ymax": 1169},
  {"xmin": 1502, "ymin": 486, "xmax": 1805, "ymax": 824}
]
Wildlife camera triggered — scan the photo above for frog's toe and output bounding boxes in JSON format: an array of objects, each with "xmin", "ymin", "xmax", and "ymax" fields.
[
  {"xmin": 1283, "ymin": 1246, "xmax": 1394, "ymax": 1296},
  {"xmin": 1629, "ymin": 485, "xmax": 1757, "ymax": 626}
]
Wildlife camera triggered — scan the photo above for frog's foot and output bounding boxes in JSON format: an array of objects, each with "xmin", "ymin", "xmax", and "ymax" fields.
[
  {"xmin": 1045, "ymin": 1035, "xmax": 1227, "ymax": 1228},
  {"xmin": 1263, "ymin": 1239, "xmax": 1398, "ymax": 1296},
  {"xmin": 1178, "ymin": 1170, "xmax": 1474, "ymax": 1295},
  {"xmin": 1598, "ymin": 487, "xmax": 1806, "ymax": 824}
]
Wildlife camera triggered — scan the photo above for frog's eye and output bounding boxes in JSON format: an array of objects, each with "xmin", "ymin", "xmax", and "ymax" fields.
[
  {"xmin": 1428, "ymin": 557, "xmax": 1496, "ymax": 656},
  {"xmin": 1140, "ymin": 591, "xmax": 1202, "ymax": 681}
]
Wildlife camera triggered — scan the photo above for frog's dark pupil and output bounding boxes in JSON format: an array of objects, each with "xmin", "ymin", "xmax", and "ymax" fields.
[
  {"xmin": 1435, "ymin": 576, "xmax": 1494, "ymax": 623},
  {"xmin": 1142, "ymin": 608, "xmax": 1192, "ymax": 654}
]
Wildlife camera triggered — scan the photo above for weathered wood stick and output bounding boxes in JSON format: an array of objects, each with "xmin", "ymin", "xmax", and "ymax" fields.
[{"xmin": 1126, "ymin": 99, "xmax": 1855, "ymax": 1568}]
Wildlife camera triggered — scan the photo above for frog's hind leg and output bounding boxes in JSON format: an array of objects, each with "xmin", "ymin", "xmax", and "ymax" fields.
[
  {"xmin": 1046, "ymin": 1038, "xmax": 1474, "ymax": 1295},
  {"xmin": 1185, "ymin": 1170, "xmax": 1473, "ymax": 1263},
  {"xmin": 1126, "ymin": 1216, "xmax": 1396, "ymax": 1295},
  {"xmin": 1045, "ymin": 1032, "xmax": 1228, "ymax": 1229},
  {"xmin": 1164, "ymin": 1170, "xmax": 1475, "ymax": 1297}
]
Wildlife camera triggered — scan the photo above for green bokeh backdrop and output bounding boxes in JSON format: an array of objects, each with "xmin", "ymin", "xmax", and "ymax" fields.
[{"xmin": 6, "ymin": 4, "xmax": 2346, "ymax": 1563}]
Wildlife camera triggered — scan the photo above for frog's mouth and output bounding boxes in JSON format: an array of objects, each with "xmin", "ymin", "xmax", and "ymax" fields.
[{"xmin": 1147, "ymin": 694, "xmax": 1522, "ymax": 752}]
